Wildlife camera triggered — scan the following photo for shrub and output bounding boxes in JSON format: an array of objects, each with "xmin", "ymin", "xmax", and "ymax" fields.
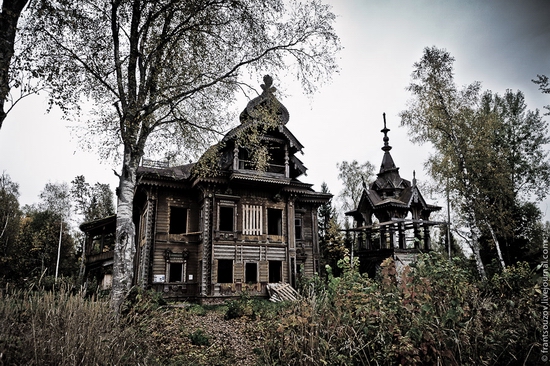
[
  {"xmin": 188, "ymin": 329, "xmax": 211, "ymax": 346},
  {"xmin": 259, "ymin": 253, "xmax": 542, "ymax": 365}
]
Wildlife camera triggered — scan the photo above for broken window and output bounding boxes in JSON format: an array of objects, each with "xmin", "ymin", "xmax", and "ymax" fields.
[
  {"xmin": 169, "ymin": 262, "xmax": 183, "ymax": 282},
  {"xmin": 169, "ymin": 206, "xmax": 187, "ymax": 234},
  {"xmin": 269, "ymin": 260, "xmax": 282, "ymax": 283},
  {"xmin": 267, "ymin": 208, "xmax": 282, "ymax": 235},
  {"xmin": 295, "ymin": 217, "xmax": 302, "ymax": 240},
  {"xmin": 217, "ymin": 259, "xmax": 233, "ymax": 283},
  {"xmin": 219, "ymin": 205, "xmax": 235, "ymax": 232},
  {"xmin": 245, "ymin": 262, "xmax": 258, "ymax": 283},
  {"xmin": 243, "ymin": 204, "xmax": 262, "ymax": 235}
]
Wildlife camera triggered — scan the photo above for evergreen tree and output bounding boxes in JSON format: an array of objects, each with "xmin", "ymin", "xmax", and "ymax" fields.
[{"xmin": 317, "ymin": 182, "xmax": 345, "ymax": 276}]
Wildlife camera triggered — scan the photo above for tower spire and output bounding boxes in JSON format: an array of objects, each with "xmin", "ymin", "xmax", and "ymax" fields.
[{"xmin": 381, "ymin": 112, "xmax": 392, "ymax": 152}]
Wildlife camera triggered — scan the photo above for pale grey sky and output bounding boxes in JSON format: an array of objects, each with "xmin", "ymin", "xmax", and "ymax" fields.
[{"xmin": 1, "ymin": 0, "xmax": 549, "ymax": 221}]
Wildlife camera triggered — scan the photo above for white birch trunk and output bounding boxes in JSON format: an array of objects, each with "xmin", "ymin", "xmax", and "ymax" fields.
[
  {"xmin": 110, "ymin": 150, "xmax": 139, "ymax": 313},
  {"xmin": 468, "ymin": 216, "xmax": 487, "ymax": 280},
  {"xmin": 486, "ymin": 221, "xmax": 506, "ymax": 269}
]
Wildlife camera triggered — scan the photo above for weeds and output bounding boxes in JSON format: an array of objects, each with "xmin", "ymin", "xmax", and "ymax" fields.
[
  {"xmin": 259, "ymin": 253, "xmax": 542, "ymax": 365},
  {"xmin": 0, "ymin": 286, "xmax": 153, "ymax": 365}
]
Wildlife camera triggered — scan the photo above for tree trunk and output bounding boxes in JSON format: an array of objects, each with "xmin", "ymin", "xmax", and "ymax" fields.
[
  {"xmin": 0, "ymin": 0, "xmax": 29, "ymax": 129},
  {"xmin": 486, "ymin": 221, "xmax": 506, "ymax": 270},
  {"xmin": 110, "ymin": 147, "xmax": 140, "ymax": 313},
  {"xmin": 468, "ymin": 214, "xmax": 487, "ymax": 280}
]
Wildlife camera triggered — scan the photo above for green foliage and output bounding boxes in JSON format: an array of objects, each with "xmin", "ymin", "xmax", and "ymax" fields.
[
  {"xmin": 121, "ymin": 286, "xmax": 167, "ymax": 321},
  {"xmin": 259, "ymin": 253, "xmax": 541, "ymax": 365},
  {"xmin": 400, "ymin": 46, "xmax": 550, "ymax": 275},
  {"xmin": 0, "ymin": 172, "xmax": 22, "ymax": 279},
  {"xmin": 336, "ymin": 160, "xmax": 375, "ymax": 212},
  {"xmin": 318, "ymin": 182, "xmax": 347, "ymax": 277},
  {"xmin": 225, "ymin": 292, "xmax": 288, "ymax": 320},
  {"xmin": 70, "ymin": 175, "xmax": 115, "ymax": 223},
  {"xmin": 15, "ymin": 207, "xmax": 78, "ymax": 280},
  {"xmin": 189, "ymin": 329, "xmax": 211, "ymax": 347}
]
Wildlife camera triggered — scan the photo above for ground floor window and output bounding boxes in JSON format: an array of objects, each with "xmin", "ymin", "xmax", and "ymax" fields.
[
  {"xmin": 245, "ymin": 262, "xmax": 258, "ymax": 283},
  {"xmin": 169, "ymin": 262, "xmax": 184, "ymax": 282},
  {"xmin": 218, "ymin": 259, "xmax": 233, "ymax": 283},
  {"xmin": 269, "ymin": 260, "xmax": 282, "ymax": 283}
]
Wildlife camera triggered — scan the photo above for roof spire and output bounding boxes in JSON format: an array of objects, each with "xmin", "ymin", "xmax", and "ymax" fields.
[
  {"xmin": 381, "ymin": 112, "xmax": 391, "ymax": 152},
  {"xmin": 412, "ymin": 170, "xmax": 416, "ymax": 187}
]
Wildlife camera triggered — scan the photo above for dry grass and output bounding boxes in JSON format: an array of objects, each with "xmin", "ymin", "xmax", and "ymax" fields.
[{"xmin": 0, "ymin": 286, "xmax": 153, "ymax": 365}]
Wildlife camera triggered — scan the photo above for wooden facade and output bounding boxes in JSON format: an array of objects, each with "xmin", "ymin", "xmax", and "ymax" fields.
[{"xmin": 81, "ymin": 76, "xmax": 330, "ymax": 302}]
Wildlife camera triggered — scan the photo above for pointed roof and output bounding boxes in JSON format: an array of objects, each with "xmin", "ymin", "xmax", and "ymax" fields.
[
  {"xmin": 346, "ymin": 113, "xmax": 441, "ymax": 223},
  {"xmin": 379, "ymin": 113, "xmax": 397, "ymax": 174}
]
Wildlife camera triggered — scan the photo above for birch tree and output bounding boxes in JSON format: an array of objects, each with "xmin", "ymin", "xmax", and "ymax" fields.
[
  {"xmin": 0, "ymin": 0, "xmax": 48, "ymax": 130},
  {"xmin": 26, "ymin": 0, "xmax": 340, "ymax": 312},
  {"xmin": 400, "ymin": 46, "xmax": 550, "ymax": 278},
  {"xmin": 336, "ymin": 160, "xmax": 375, "ymax": 213},
  {"xmin": 400, "ymin": 47, "xmax": 497, "ymax": 279}
]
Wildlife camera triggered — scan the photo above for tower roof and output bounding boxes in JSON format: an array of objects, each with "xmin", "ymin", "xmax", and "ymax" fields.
[{"xmin": 239, "ymin": 75, "xmax": 290, "ymax": 125}]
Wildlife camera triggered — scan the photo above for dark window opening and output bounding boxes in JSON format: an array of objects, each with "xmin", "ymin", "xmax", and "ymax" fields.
[
  {"xmin": 218, "ymin": 259, "xmax": 233, "ymax": 283},
  {"xmin": 295, "ymin": 218, "xmax": 302, "ymax": 240},
  {"xmin": 219, "ymin": 206, "xmax": 234, "ymax": 232},
  {"xmin": 169, "ymin": 262, "xmax": 183, "ymax": 282},
  {"xmin": 245, "ymin": 262, "xmax": 258, "ymax": 283},
  {"xmin": 269, "ymin": 261, "xmax": 282, "ymax": 283},
  {"xmin": 267, "ymin": 208, "xmax": 282, "ymax": 235},
  {"xmin": 169, "ymin": 206, "xmax": 188, "ymax": 234}
]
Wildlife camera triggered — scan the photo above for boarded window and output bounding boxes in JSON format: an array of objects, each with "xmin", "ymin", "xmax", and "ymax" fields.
[
  {"xmin": 169, "ymin": 262, "xmax": 183, "ymax": 282},
  {"xmin": 218, "ymin": 259, "xmax": 233, "ymax": 283},
  {"xmin": 295, "ymin": 217, "xmax": 302, "ymax": 240},
  {"xmin": 269, "ymin": 260, "xmax": 282, "ymax": 283},
  {"xmin": 219, "ymin": 206, "xmax": 234, "ymax": 231},
  {"xmin": 243, "ymin": 204, "xmax": 262, "ymax": 235},
  {"xmin": 267, "ymin": 208, "xmax": 282, "ymax": 235},
  {"xmin": 245, "ymin": 262, "xmax": 258, "ymax": 283},
  {"xmin": 169, "ymin": 206, "xmax": 187, "ymax": 234}
]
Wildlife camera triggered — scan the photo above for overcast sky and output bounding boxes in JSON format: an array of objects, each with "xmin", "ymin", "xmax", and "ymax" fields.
[{"xmin": 1, "ymin": 0, "xmax": 549, "ymax": 222}]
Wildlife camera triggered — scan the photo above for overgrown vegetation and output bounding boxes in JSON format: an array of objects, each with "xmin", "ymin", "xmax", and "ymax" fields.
[
  {"xmin": 259, "ymin": 253, "xmax": 541, "ymax": 365},
  {"xmin": 0, "ymin": 286, "xmax": 153, "ymax": 365},
  {"xmin": 0, "ymin": 254, "xmax": 542, "ymax": 365}
]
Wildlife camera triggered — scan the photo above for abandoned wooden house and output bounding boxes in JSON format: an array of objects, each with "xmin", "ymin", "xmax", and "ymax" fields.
[
  {"xmin": 345, "ymin": 114, "xmax": 443, "ymax": 276},
  {"xmin": 80, "ymin": 76, "xmax": 331, "ymax": 301}
]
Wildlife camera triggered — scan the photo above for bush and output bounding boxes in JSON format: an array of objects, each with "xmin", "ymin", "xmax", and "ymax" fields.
[
  {"xmin": 259, "ymin": 253, "xmax": 542, "ymax": 365},
  {"xmin": 189, "ymin": 329, "xmax": 211, "ymax": 346}
]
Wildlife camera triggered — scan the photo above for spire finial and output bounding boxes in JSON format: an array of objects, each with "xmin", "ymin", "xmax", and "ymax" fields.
[
  {"xmin": 412, "ymin": 170, "xmax": 417, "ymax": 186},
  {"xmin": 381, "ymin": 113, "xmax": 391, "ymax": 152}
]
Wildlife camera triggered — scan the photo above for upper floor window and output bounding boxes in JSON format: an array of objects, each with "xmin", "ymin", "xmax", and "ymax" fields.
[
  {"xmin": 267, "ymin": 208, "xmax": 282, "ymax": 235},
  {"xmin": 218, "ymin": 205, "xmax": 235, "ymax": 232},
  {"xmin": 243, "ymin": 204, "xmax": 262, "ymax": 235},
  {"xmin": 295, "ymin": 217, "xmax": 302, "ymax": 240},
  {"xmin": 169, "ymin": 206, "xmax": 188, "ymax": 234}
]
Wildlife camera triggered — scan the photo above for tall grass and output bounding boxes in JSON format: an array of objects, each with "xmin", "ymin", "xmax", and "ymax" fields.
[{"xmin": 0, "ymin": 286, "xmax": 153, "ymax": 365}]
